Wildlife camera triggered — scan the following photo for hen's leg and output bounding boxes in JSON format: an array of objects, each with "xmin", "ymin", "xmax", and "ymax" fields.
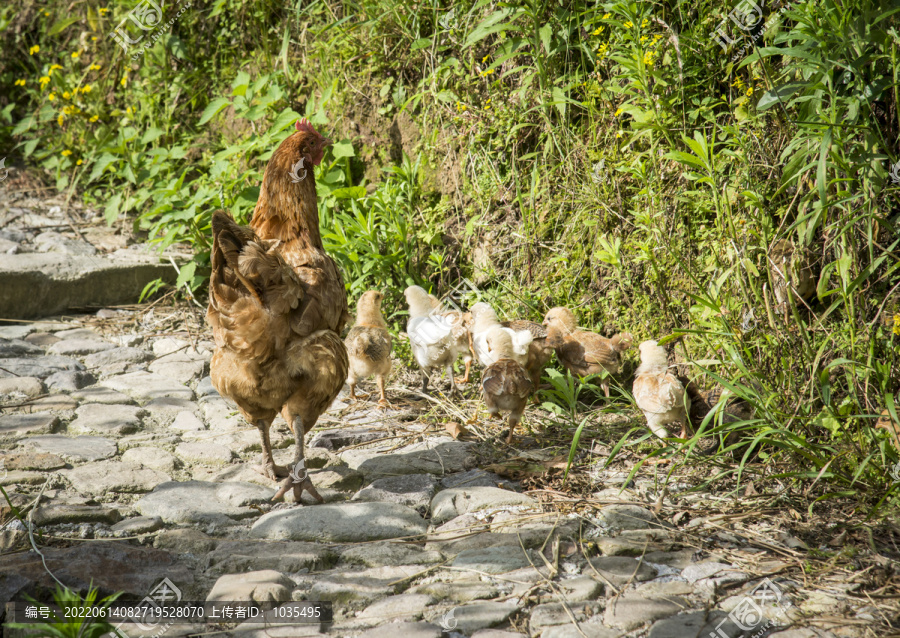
[
  {"xmin": 506, "ymin": 415, "xmax": 521, "ymax": 445},
  {"xmin": 447, "ymin": 365, "xmax": 460, "ymax": 397},
  {"xmin": 455, "ymin": 359, "xmax": 471, "ymax": 385},
  {"xmin": 601, "ymin": 380, "xmax": 611, "ymax": 398},
  {"xmin": 348, "ymin": 379, "xmax": 370, "ymax": 401},
  {"xmin": 376, "ymin": 375, "xmax": 392, "ymax": 410},
  {"xmin": 273, "ymin": 415, "xmax": 323, "ymax": 504},
  {"xmin": 254, "ymin": 419, "xmax": 288, "ymax": 479}
]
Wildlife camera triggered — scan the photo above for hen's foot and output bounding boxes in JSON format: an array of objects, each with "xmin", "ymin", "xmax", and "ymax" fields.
[
  {"xmin": 454, "ymin": 375, "xmax": 470, "ymax": 385},
  {"xmin": 376, "ymin": 398, "xmax": 394, "ymax": 411},
  {"xmin": 255, "ymin": 460, "xmax": 289, "ymax": 480},
  {"xmin": 351, "ymin": 392, "xmax": 371, "ymax": 401},
  {"xmin": 272, "ymin": 463, "xmax": 323, "ymax": 504}
]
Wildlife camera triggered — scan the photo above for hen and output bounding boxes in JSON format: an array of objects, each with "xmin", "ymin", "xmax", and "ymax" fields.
[
  {"xmin": 470, "ymin": 302, "xmax": 532, "ymax": 367},
  {"xmin": 405, "ymin": 285, "xmax": 460, "ymax": 395},
  {"xmin": 543, "ymin": 307, "xmax": 632, "ymax": 397},
  {"xmin": 345, "ymin": 290, "xmax": 392, "ymax": 408},
  {"xmin": 632, "ymin": 340, "xmax": 689, "ymax": 439},
  {"xmin": 428, "ymin": 293, "xmax": 475, "ymax": 384},
  {"xmin": 208, "ymin": 118, "xmax": 348, "ymax": 504},
  {"xmin": 481, "ymin": 326, "xmax": 533, "ymax": 444},
  {"xmin": 499, "ymin": 319, "xmax": 553, "ymax": 404}
]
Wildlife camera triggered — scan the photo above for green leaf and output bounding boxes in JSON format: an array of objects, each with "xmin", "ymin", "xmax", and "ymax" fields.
[
  {"xmin": 175, "ymin": 261, "xmax": 196, "ymax": 289},
  {"xmin": 48, "ymin": 16, "xmax": 80, "ymax": 35},
  {"xmin": 87, "ymin": 153, "xmax": 119, "ymax": 183},
  {"xmin": 140, "ymin": 127, "xmax": 164, "ymax": 145},
  {"xmin": 197, "ymin": 97, "xmax": 230, "ymax": 125},
  {"xmin": 539, "ymin": 23, "xmax": 552, "ymax": 54},
  {"xmin": 331, "ymin": 186, "xmax": 366, "ymax": 199},
  {"xmin": 464, "ymin": 8, "xmax": 522, "ymax": 48},
  {"xmin": 757, "ymin": 81, "xmax": 806, "ymax": 111},
  {"xmin": 231, "ymin": 71, "xmax": 251, "ymax": 96},
  {"xmin": 104, "ymin": 192, "xmax": 123, "ymax": 225},
  {"xmin": 411, "ymin": 37, "xmax": 433, "ymax": 50},
  {"xmin": 817, "ymin": 127, "xmax": 832, "ymax": 206},
  {"xmin": 331, "ymin": 141, "xmax": 355, "ymax": 159}
]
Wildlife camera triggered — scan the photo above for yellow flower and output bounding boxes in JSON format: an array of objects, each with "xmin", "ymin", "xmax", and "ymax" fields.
[
  {"xmin": 39, "ymin": 76, "xmax": 50, "ymax": 88},
  {"xmin": 29, "ymin": 45, "xmax": 40, "ymax": 55},
  {"xmin": 615, "ymin": 107, "xmax": 623, "ymax": 116},
  {"xmin": 602, "ymin": 13, "xmax": 611, "ymax": 19},
  {"xmin": 43, "ymin": 10, "xmax": 50, "ymax": 16},
  {"xmin": 90, "ymin": 115, "xmax": 99, "ymax": 122},
  {"xmin": 89, "ymin": 63, "xmax": 101, "ymax": 71},
  {"xmin": 643, "ymin": 50, "xmax": 656, "ymax": 67},
  {"xmin": 624, "ymin": 20, "xmax": 633, "ymax": 28},
  {"xmin": 14, "ymin": 79, "xmax": 26, "ymax": 86},
  {"xmin": 48, "ymin": 64, "xmax": 63, "ymax": 75},
  {"xmin": 82, "ymin": 85, "xmax": 92, "ymax": 93},
  {"xmin": 479, "ymin": 68, "xmax": 494, "ymax": 77},
  {"xmin": 455, "ymin": 101, "xmax": 467, "ymax": 113},
  {"xmin": 125, "ymin": 106, "xmax": 134, "ymax": 115},
  {"xmin": 121, "ymin": 76, "xmax": 128, "ymax": 87},
  {"xmin": 482, "ymin": 55, "xmax": 489, "ymax": 63},
  {"xmin": 592, "ymin": 26, "xmax": 605, "ymax": 36},
  {"xmin": 731, "ymin": 77, "xmax": 744, "ymax": 88},
  {"xmin": 641, "ymin": 18, "xmax": 649, "ymax": 28},
  {"xmin": 76, "ymin": 159, "xmax": 83, "ymax": 165},
  {"xmin": 61, "ymin": 150, "xmax": 72, "ymax": 156},
  {"xmin": 640, "ymin": 35, "xmax": 647, "ymax": 43},
  {"xmin": 48, "ymin": 93, "xmax": 56, "ymax": 101},
  {"xmin": 62, "ymin": 91, "xmax": 71, "ymax": 99},
  {"xmin": 597, "ymin": 43, "xmax": 609, "ymax": 55},
  {"xmin": 746, "ymin": 87, "xmax": 754, "ymax": 96},
  {"xmin": 91, "ymin": 36, "xmax": 98, "ymax": 41},
  {"xmin": 58, "ymin": 114, "xmax": 65, "ymax": 125},
  {"xmin": 616, "ymin": 130, "xmax": 623, "ymax": 138},
  {"xmin": 99, "ymin": 7, "xmax": 109, "ymax": 14},
  {"xmin": 893, "ymin": 314, "xmax": 900, "ymax": 336},
  {"xmin": 71, "ymin": 51, "xmax": 81, "ymax": 59}
]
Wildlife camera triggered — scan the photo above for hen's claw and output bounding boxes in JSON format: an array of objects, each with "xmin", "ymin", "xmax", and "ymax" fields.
[
  {"xmin": 273, "ymin": 474, "xmax": 323, "ymax": 504},
  {"xmin": 255, "ymin": 460, "xmax": 289, "ymax": 480},
  {"xmin": 376, "ymin": 398, "xmax": 394, "ymax": 411}
]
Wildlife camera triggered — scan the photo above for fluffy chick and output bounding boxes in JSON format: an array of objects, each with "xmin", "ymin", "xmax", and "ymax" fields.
[
  {"xmin": 481, "ymin": 326, "xmax": 533, "ymax": 444},
  {"xmin": 501, "ymin": 319, "xmax": 553, "ymax": 404},
  {"xmin": 429, "ymin": 294, "xmax": 475, "ymax": 384},
  {"xmin": 405, "ymin": 285, "xmax": 459, "ymax": 395},
  {"xmin": 767, "ymin": 239, "xmax": 816, "ymax": 322},
  {"xmin": 470, "ymin": 302, "xmax": 532, "ymax": 367},
  {"xmin": 345, "ymin": 290, "xmax": 392, "ymax": 408},
  {"xmin": 543, "ymin": 307, "xmax": 633, "ymax": 397},
  {"xmin": 633, "ymin": 340, "xmax": 690, "ymax": 439}
]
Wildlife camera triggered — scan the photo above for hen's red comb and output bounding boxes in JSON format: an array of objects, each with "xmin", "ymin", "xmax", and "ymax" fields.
[{"xmin": 295, "ymin": 118, "xmax": 317, "ymax": 135}]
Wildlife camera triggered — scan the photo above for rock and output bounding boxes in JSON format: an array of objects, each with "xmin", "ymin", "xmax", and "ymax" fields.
[
  {"xmin": 451, "ymin": 546, "xmax": 535, "ymax": 575},
  {"xmin": 206, "ymin": 541, "xmax": 337, "ymax": 575},
  {"xmin": 154, "ymin": 528, "xmax": 218, "ymax": 554},
  {"xmin": 65, "ymin": 461, "xmax": 170, "ymax": 495},
  {"xmin": 23, "ymin": 435, "xmax": 117, "ymax": 462},
  {"xmin": 0, "ymin": 470, "xmax": 46, "ymax": 486},
  {"xmin": 0, "ymin": 413, "xmax": 59, "ymax": 438},
  {"xmin": 309, "ymin": 466, "xmax": 365, "ymax": 492},
  {"xmin": 21, "ymin": 394, "xmax": 78, "ymax": 413},
  {"xmin": 151, "ymin": 337, "xmax": 192, "ymax": 356},
  {"xmin": 251, "ymin": 502, "xmax": 427, "ymax": 542},
  {"xmin": 47, "ymin": 339, "xmax": 114, "ymax": 356},
  {"xmin": 411, "ymin": 580, "xmax": 500, "ymax": 604},
  {"xmin": 33, "ymin": 231, "xmax": 98, "ymax": 256},
  {"xmin": 592, "ymin": 536, "xmax": 662, "ymax": 557},
  {"xmin": 2, "ymin": 450, "xmax": 66, "ymax": 471},
  {"xmin": 595, "ymin": 504, "xmax": 665, "ymax": 531},
  {"xmin": 635, "ymin": 580, "xmax": 695, "ymax": 597},
  {"xmin": 83, "ymin": 347, "xmax": 152, "ymax": 369},
  {"xmin": 175, "ymin": 441, "xmax": 235, "ymax": 466},
  {"xmin": 70, "ymin": 386, "xmax": 133, "ymax": 404},
  {"xmin": 171, "ymin": 410, "xmax": 205, "ymax": 432},
  {"xmin": 122, "ymin": 447, "xmax": 179, "ymax": 472},
  {"xmin": 0, "ymin": 355, "xmax": 84, "ymax": 378},
  {"xmin": 0, "ymin": 252, "xmax": 176, "ymax": 320},
  {"xmin": 353, "ymin": 473, "xmax": 437, "ymax": 510},
  {"xmin": 305, "ymin": 565, "xmax": 424, "ymax": 606},
  {"xmin": 207, "ymin": 570, "xmax": 294, "ymax": 603},
  {"xmin": 24, "ymin": 332, "xmax": 60, "ymax": 347},
  {"xmin": 340, "ymin": 440, "xmax": 476, "ymax": 479},
  {"xmin": 530, "ymin": 601, "xmax": 603, "ymax": 634},
  {"xmin": 551, "ymin": 576, "xmax": 605, "ymax": 603},
  {"xmin": 0, "ymin": 542, "xmax": 192, "ymax": 605},
  {"xmin": 101, "ymin": 371, "xmax": 194, "ymax": 402},
  {"xmin": 471, "ymin": 631, "xmax": 526, "ymax": 638},
  {"xmin": 647, "ymin": 610, "xmax": 741, "ymax": 638},
  {"xmin": 110, "ymin": 516, "xmax": 164, "ymax": 535},
  {"xmin": 0, "ymin": 376, "xmax": 43, "ymax": 398},
  {"xmin": 68, "ymin": 403, "xmax": 144, "ymax": 435},
  {"xmin": 439, "ymin": 602, "xmax": 519, "ymax": 634},
  {"xmin": 33, "ymin": 505, "xmax": 122, "ymax": 526},
  {"xmin": 541, "ymin": 621, "xmax": 623, "ymax": 638},
  {"xmin": 44, "ymin": 370, "xmax": 97, "ymax": 392},
  {"xmin": 588, "ymin": 557, "xmax": 657, "ymax": 586},
  {"xmin": 54, "ymin": 328, "xmax": 99, "ymax": 339},
  {"xmin": 431, "ymin": 486, "xmax": 537, "ymax": 524},
  {"xmin": 643, "ymin": 550, "xmax": 696, "ymax": 569},
  {"xmin": 0, "ymin": 339, "xmax": 43, "ymax": 357},
  {"xmin": 681, "ymin": 561, "xmax": 736, "ymax": 583},
  {"xmin": 148, "ymin": 352, "xmax": 207, "ymax": 382},
  {"xmin": 357, "ymin": 622, "xmax": 442, "ymax": 638},
  {"xmin": 358, "ymin": 594, "xmax": 435, "ymax": 622},
  {"xmin": 0, "ymin": 325, "xmax": 37, "ymax": 340},
  {"xmin": 195, "ymin": 376, "xmax": 219, "ymax": 399},
  {"xmin": 440, "ymin": 468, "xmax": 507, "ymax": 489},
  {"xmin": 142, "ymin": 397, "xmax": 200, "ymax": 425},
  {"xmin": 309, "ymin": 427, "xmax": 385, "ymax": 451},
  {"xmin": 339, "ymin": 543, "xmax": 443, "ymax": 568},
  {"xmin": 135, "ymin": 480, "xmax": 271, "ymax": 525},
  {"xmin": 604, "ymin": 594, "xmax": 688, "ymax": 631}
]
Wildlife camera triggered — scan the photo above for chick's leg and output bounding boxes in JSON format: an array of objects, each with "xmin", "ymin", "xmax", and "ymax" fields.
[
  {"xmin": 254, "ymin": 419, "xmax": 288, "ymax": 479},
  {"xmin": 273, "ymin": 415, "xmax": 323, "ymax": 504},
  {"xmin": 455, "ymin": 358, "xmax": 471, "ymax": 385},
  {"xmin": 447, "ymin": 365, "xmax": 460, "ymax": 397}
]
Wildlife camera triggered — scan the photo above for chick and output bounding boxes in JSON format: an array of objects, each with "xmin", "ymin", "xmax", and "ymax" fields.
[
  {"xmin": 405, "ymin": 285, "xmax": 460, "ymax": 395},
  {"xmin": 543, "ymin": 307, "xmax": 633, "ymax": 397},
  {"xmin": 633, "ymin": 340, "xmax": 690, "ymax": 439},
  {"xmin": 470, "ymin": 302, "xmax": 532, "ymax": 367},
  {"xmin": 428, "ymin": 294, "xmax": 475, "ymax": 384},
  {"xmin": 767, "ymin": 239, "xmax": 816, "ymax": 322},
  {"xmin": 481, "ymin": 326, "xmax": 533, "ymax": 444},
  {"xmin": 345, "ymin": 290, "xmax": 392, "ymax": 409},
  {"xmin": 501, "ymin": 319, "xmax": 554, "ymax": 404}
]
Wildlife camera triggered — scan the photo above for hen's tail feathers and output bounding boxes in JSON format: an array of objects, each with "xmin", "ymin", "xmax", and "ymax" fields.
[{"xmin": 611, "ymin": 332, "xmax": 634, "ymax": 351}]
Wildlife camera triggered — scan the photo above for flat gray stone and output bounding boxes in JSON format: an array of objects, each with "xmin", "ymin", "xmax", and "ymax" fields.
[
  {"xmin": 353, "ymin": 473, "xmax": 437, "ymax": 509},
  {"xmin": 451, "ymin": 546, "xmax": 535, "ymax": 575},
  {"xmin": 471, "ymin": 631, "xmax": 526, "ymax": 638},
  {"xmin": 205, "ymin": 540, "xmax": 337, "ymax": 576},
  {"xmin": 47, "ymin": 339, "xmax": 114, "ymax": 356},
  {"xmin": 431, "ymin": 486, "xmax": 537, "ymax": 524},
  {"xmin": 32, "ymin": 504, "xmax": 122, "ymax": 526},
  {"xmin": 441, "ymin": 602, "xmax": 519, "ymax": 634},
  {"xmin": 24, "ymin": 435, "xmax": 117, "ymax": 462},
  {"xmin": 53, "ymin": 328, "xmax": 99, "ymax": 339},
  {"xmin": 358, "ymin": 621, "xmax": 442, "ymax": 638},
  {"xmin": 588, "ymin": 557, "xmax": 658, "ymax": 586},
  {"xmin": 595, "ymin": 504, "xmax": 664, "ymax": 530},
  {"xmin": 207, "ymin": 570, "xmax": 293, "ymax": 603},
  {"xmin": 0, "ymin": 252, "xmax": 176, "ymax": 319},
  {"xmin": 310, "ymin": 466, "xmax": 365, "ymax": 492},
  {"xmin": 175, "ymin": 441, "xmax": 234, "ymax": 466},
  {"xmin": 306, "ymin": 565, "xmax": 424, "ymax": 607},
  {"xmin": 530, "ymin": 601, "xmax": 603, "ymax": 634},
  {"xmin": 65, "ymin": 461, "xmax": 170, "ymax": 495},
  {"xmin": 339, "ymin": 542, "xmax": 444, "ymax": 568},
  {"xmin": 441, "ymin": 469, "xmax": 507, "ymax": 489},
  {"xmin": 83, "ymin": 347, "xmax": 152, "ymax": 369},
  {"xmin": 648, "ymin": 610, "xmax": 740, "ymax": 638},
  {"xmin": 69, "ymin": 403, "xmax": 143, "ymax": 435},
  {"xmin": 110, "ymin": 516, "xmax": 164, "ymax": 535},
  {"xmin": 142, "ymin": 397, "xmax": 200, "ymax": 425},
  {"xmin": 122, "ymin": 447, "xmax": 179, "ymax": 472},
  {"xmin": 0, "ymin": 355, "xmax": 84, "ymax": 378},
  {"xmin": 2, "ymin": 450, "xmax": 66, "ymax": 471},
  {"xmin": 45, "ymin": 370, "xmax": 96, "ymax": 392},
  {"xmin": 411, "ymin": 580, "xmax": 500, "ymax": 604},
  {"xmin": 148, "ymin": 353, "xmax": 207, "ymax": 382},
  {"xmin": 170, "ymin": 411, "xmax": 205, "ymax": 432},
  {"xmin": 310, "ymin": 427, "xmax": 385, "ymax": 451},
  {"xmin": 250, "ymin": 502, "xmax": 427, "ymax": 542},
  {"xmin": 101, "ymin": 371, "xmax": 194, "ymax": 402},
  {"xmin": 135, "ymin": 480, "xmax": 271, "ymax": 525},
  {"xmin": 541, "ymin": 621, "xmax": 623, "ymax": 638},
  {"xmin": 0, "ymin": 339, "xmax": 43, "ymax": 357},
  {"xmin": 604, "ymin": 594, "xmax": 688, "ymax": 631},
  {"xmin": 70, "ymin": 386, "xmax": 134, "ymax": 404},
  {"xmin": 340, "ymin": 440, "xmax": 476, "ymax": 479},
  {"xmin": 0, "ymin": 413, "xmax": 59, "ymax": 438},
  {"xmin": 0, "ymin": 376, "xmax": 43, "ymax": 398},
  {"xmin": 195, "ymin": 376, "xmax": 219, "ymax": 398},
  {"xmin": 681, "ymin": 561, "xmax": 734, "ymax": 583},
  {"xmin": 358, "ymin": 593, "xmax": 435, "ymax": 622},
  {"xmin": 551, "ymin": 576, "xmax": 605, "ymax": 603}
]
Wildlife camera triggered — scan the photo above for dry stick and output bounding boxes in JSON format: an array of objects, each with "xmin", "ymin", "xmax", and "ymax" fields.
[{"xmin": 25, "ymin": 477, "xmax": 67, "ymax": 589}]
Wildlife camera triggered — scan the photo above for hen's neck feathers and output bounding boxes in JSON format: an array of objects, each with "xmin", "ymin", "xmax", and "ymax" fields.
[{"xmin": 250, "ymin": 133, "xmax": 321, "ymax": 250}]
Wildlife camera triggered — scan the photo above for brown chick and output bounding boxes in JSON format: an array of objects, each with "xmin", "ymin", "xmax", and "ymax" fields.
[
  {"xmin": 345, "ymin": 290, "xmax": 392, "ymax": 409},
  {"xmin": 633, "ymin": 340, "xmax": 689, "ymax": 439},
  {"xmin": 542, "ymin": 307, "xmax": 633, "ymax": 397},
  {"xmin": 428, "ymin": 294, "xmax": 475, "ymax": 384},
  {"xmin": 501, "ymin": 319, "xmax": 553, "ymax": 404},
  {"xmin": 481, "ymin": 326, "xmax": 533, "ymax": 444},
  {"xmin": 767, "ymin": 239, "xmax": 816, "ymax": 322}
]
